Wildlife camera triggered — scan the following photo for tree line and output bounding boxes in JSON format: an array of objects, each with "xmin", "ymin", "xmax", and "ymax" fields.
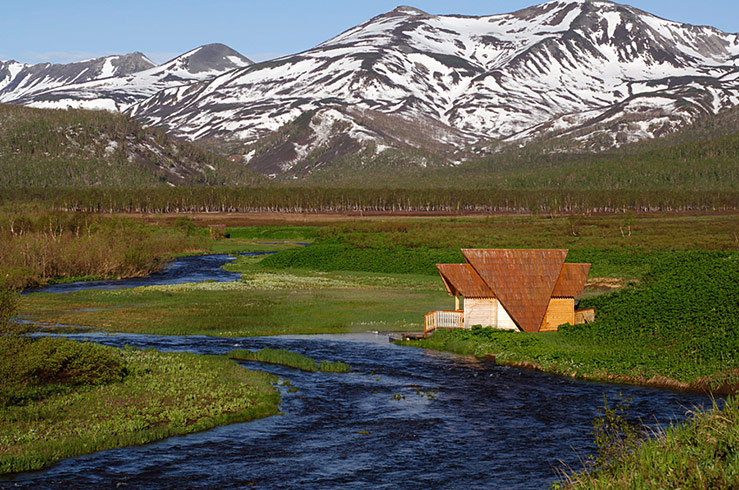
[{"xmin": 3, "ymin": 187, "xmax": 737, "ymax": 214}]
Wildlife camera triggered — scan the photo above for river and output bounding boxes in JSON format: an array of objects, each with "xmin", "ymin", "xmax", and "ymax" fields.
[{"xmin": 4, "ymin": 255, "xmax": 719, "ymax": 489}]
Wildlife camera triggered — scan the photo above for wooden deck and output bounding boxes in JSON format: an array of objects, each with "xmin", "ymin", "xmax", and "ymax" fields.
[{"xmin": 388, "ymin": 332, "xmax": 427, "ymax": 342}]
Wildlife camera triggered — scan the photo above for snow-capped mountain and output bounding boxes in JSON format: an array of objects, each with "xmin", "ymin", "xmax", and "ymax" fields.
[
  {"xmin": 126, "ymin": 0, "xmax": 739, "ymax": 173},
  {"xmin": 0, "ymin": 52, "xmax": 155, "ymax": 103},
  {"xmin": 2, "ymin": 44, "xmax": 252, "ymax": 111}
]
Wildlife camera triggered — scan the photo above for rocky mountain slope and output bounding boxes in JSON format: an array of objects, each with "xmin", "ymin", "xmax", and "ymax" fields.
[
  {"xmin": 1, "ymin": 44, "xmax": 252, "ymax": 112},
  {"xmin": 126, "ymin": 0, "xmax": 739, "ymax": 175}
]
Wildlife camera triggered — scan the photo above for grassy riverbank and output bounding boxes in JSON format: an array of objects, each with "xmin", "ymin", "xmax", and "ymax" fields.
[
  {"xmin": 0, "ymin": 337, "xmax": 280, "ymax": 475},
  {"xmin": 20, "ymin": 271, "xmax": 446, "ymax": 336},
  {"xmin": 0, "ymin": 210, "xmax": 210, "ymax": 289},
  {"xmin": 560, "ymin": 396, "xmax": 739, "ymax": 489},
  {"xmin": 228, "ymin": 348, "xmax": 351, "ymax": 373}
]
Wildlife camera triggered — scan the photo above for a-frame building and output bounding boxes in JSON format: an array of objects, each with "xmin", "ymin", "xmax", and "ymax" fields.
[{"xmin": 427, "ymin": 249, "xmax": 592, "ymax": 334}]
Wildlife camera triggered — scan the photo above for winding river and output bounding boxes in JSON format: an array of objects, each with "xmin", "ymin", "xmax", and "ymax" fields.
[{"xmin": 5, "ymin": 255, "xmax": 719, "ymax": 489}]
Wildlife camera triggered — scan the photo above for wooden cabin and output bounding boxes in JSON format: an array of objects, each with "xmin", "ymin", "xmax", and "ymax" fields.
[{"xmin": 425, "ymin": 249, "xmax": 592, "ymax": 336}]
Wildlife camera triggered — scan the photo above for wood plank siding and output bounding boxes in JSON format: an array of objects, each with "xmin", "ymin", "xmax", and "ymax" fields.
[{"xmin": 540, "ymin": 298, "xmax": 575, "ymax": 332}]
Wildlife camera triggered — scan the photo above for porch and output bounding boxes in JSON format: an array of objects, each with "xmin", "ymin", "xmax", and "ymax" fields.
[{"xmin": 423, "ymin": 309, "xmax": 464, "ymax": 337}]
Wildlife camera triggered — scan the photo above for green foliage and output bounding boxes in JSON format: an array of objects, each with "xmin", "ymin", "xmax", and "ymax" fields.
[
  {"xmin": 0, "ymin": 345, "xmax": 279, "ymax": 474},
  {"xmin": 173, "ymin": 216, "xmax": 197, "ymax": 237},
  {"xmin": 590, "ymin": 394, "xmax": 644, "ymax": 471},
  {"xmin": 228, "ymin": 348, "xmax": 351, "ymax": 373},
  {"xmin": 0, "ymin": 337, "xmax": 127, "ymax": 406}
]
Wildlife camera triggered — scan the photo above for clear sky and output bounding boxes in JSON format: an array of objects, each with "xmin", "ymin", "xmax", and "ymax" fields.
[{"xmin": 2, "ymin": 0, "xmax": 738, "ymax": 65}]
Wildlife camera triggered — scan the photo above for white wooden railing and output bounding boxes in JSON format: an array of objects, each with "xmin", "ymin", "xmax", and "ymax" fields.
[{"xmin": 424, "ymin": 310, "xmax": 464, "ymax": 337}]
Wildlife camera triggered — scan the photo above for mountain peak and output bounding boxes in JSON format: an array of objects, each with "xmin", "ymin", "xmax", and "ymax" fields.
[
  {"xmin": 165, "ymin": 43, "xmax": 253, "ymax": 74},
  {"xmin": 111, "ymin": 52, "xmax": 156, "ymax": 75},
  {"xmin": 388, "ymin": 6, "xmax": 429, "ymax": 16}
]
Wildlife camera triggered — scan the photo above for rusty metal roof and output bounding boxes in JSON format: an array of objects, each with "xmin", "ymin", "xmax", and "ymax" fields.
[
  {"xmin": 436, "ymin": 263, "xmax": 493, "ymax": 298},
  {"xmin": 461, "ymin": 249, "xmax": 568, "ymax": 333},
  {"xmin": 552, "ymin": 263, "xmax": 591, "ymax": 298}
]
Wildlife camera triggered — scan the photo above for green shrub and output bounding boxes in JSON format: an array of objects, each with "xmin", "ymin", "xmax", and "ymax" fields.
[{"xmin": 0, "ymin": 337, "xmax": 127, "ymax": 406}]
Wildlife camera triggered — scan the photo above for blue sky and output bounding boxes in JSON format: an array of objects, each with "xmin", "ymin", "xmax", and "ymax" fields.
[{"xmin": 2, "ymin": 0, "xmax": 738, "ymax": 65}]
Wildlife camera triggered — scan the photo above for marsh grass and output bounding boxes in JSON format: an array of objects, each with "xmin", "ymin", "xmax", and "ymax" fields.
[
  {"xmin": 319, "ymin": 360, "xmax": 351, "ymax": 373},
  {"xmin": 228, "ymin": 348, "xmax": 351, "ymax": 373},
  {"xmin": 0, "ymin": 210, "xmax": 210, "ymax": 289},
  {"xmin": 558, "ymin": 396, "xmax": 739, "ymax": 489},
  {"xmin": 259, "ymin": 215, "xmax": 739, "ymax": 278},
  {"xmin": 20, "ymin": 274, "xmax": 447, "ymax": 337},
  {"xmin": 0, "ymin": 340, "xmax": 279, "ymax": 475}
]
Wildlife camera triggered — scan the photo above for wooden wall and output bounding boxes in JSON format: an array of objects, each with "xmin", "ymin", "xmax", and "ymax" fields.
[
  {"xmin": 464, "ymin": 298, "xmax": 497, "ymax": 329},
  {"xmin": 540, "ymin": 297, "xmax": 575, "ymax": 332}
]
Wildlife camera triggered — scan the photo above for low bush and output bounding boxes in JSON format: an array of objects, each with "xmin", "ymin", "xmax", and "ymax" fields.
[
  {"xmin": 0, "ymin": 336, "xmax": 127, "ymax": 406},
  {"xmin": 0, "ymin": 210, "xmax": 210, "ymax": 289}
]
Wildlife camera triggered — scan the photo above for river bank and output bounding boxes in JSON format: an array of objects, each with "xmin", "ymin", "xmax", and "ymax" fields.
[
  {"xmin": 7, "ymin": 215, "xmax": 739, "ymax": 486},
  {"xmin": 0, "ymin": 337, "xmax": 280, "ymax": 475}
]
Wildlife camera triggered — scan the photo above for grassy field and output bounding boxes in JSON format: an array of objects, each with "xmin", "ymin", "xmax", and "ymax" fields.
[
  {"xmin": 18, "ymin": 213, "xmax": 739, "ymax": 337},
  {"xmin": 0, "ymin": 337, "xmax": 279, "ymax": 475},
  {"xmin": 207, "ymin": 225, "xmax": 318, "ymax": 254},
  {"xmin": 10, "ymin": 212, "xmax": 739, "ymax": 484},
  {"xmin": 20, "ymin": 273, "xmax": 446, "ymax": 337}
]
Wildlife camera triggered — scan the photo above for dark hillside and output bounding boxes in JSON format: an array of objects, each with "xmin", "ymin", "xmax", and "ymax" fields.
[
  {"xmin": 0, "ymin": 104, "xmax": 263, "ymax": 188},
  {"xmin": 295, "ymin": 105, "xmax": 739, "ymax": 192}
]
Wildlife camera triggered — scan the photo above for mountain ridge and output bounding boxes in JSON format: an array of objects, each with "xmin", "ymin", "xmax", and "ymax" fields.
[
  {"xmin": 124, "ymin": 0, "xmax": 739, "ymax": 175},
  {"xmin": 1, "ymin": 43, "xmax": 252, "ymax": 112}
]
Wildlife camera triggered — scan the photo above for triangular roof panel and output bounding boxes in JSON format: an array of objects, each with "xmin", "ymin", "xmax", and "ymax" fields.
[
  {"xmin": 436, "ymin": 263, "xmax": 493, "ymax": 298},
  {"xmin": 552, "ymin": 263, "xmax": 591, "ymax": 298},
  {"xmin": 462, "ymin": 249, "xmax": 567, "ymax": 333}
]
